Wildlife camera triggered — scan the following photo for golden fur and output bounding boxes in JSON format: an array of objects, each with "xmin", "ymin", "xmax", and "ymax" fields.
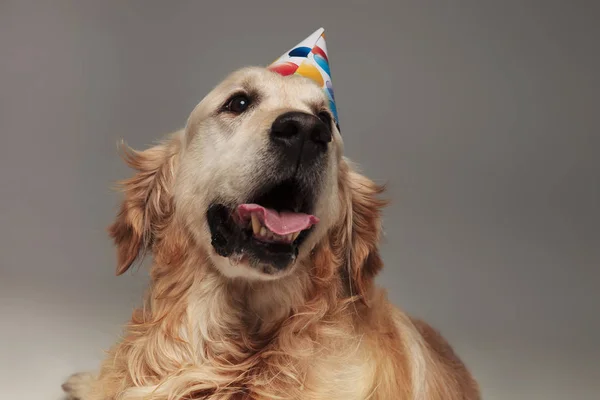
[{"xmin": 63, "ymin": 67, "xmax": 480, "ymax": 399}]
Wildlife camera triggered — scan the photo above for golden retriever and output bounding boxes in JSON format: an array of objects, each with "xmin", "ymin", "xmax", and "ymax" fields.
[{"xmin": 62, "ymin": 67, "xmax": 480, "ymax": 399}]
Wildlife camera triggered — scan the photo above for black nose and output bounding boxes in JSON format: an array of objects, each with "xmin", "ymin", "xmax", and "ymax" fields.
[{"xmin": 270, "ymin": 111, "xmax": 332, "ymax": 149}]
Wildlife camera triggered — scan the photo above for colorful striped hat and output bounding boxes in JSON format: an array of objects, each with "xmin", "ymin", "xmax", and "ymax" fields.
[{"xmin": 268, "ymin": 28, "xmax": 339, "ymax": 129}]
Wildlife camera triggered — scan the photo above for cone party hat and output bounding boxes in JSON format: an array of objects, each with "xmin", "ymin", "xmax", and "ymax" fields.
[{"xmin": 268, "ymin": 28, "xmax": 339, "ymax": 128}]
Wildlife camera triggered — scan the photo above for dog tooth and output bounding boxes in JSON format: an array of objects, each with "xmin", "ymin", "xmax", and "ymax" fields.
[
  {"xmin": 259, "ymin": 227, "xmax": 267, "ymax": 237},
  {"xmin": 286, "ymin": 234, "xmax": 293, "ymax": 242},
  {"xmin": 291, "ymin": 232, "xmax": 300, "ymax": 241},
  {"xmin": 251, "ymin": 214, "xmax": 260, "ymax": 235}
]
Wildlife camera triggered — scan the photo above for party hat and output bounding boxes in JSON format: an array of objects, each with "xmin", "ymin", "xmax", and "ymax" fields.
[{"xmin": 268, "ymin": 28, "xmax": 339, "ymax": 128}]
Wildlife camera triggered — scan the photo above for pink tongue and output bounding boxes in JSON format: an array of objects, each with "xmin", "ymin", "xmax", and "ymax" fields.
[{"xmin": 236, "ymin": 204, "xmax": 319, "ymax": 236}]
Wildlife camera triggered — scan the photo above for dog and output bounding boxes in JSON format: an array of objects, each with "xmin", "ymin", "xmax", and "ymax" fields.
[{"xmin": 62, "ymin": 66, "xmax": 480, "ymax": 399}]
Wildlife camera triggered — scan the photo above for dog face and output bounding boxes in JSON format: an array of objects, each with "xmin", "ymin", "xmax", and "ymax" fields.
[
  {"xmin": 175, "ymin": 67, "xmax": 343, "ymax": 279},
  {"xmin": 109, "ymin": 66, "xmax": 384, "ymax": 295}
]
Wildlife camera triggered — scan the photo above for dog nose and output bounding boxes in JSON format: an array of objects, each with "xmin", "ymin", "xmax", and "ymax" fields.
[{"xmin": 270, "ymin": 111, "xmax": 332, "ymax": 150}]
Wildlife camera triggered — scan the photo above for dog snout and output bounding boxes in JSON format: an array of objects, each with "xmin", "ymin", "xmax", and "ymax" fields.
[{"xmin": 270, "ymin": 112, "xmax": 332, "ymax": 162}]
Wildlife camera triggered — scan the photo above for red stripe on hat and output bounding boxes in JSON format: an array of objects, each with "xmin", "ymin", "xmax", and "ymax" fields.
[
  {"xmin": 311, "ymin": 46, "xmax": 328, "ymax": 62},
  {"xmin": 268, "ymin": 62, "xmax": 299, "ymax": 76}
]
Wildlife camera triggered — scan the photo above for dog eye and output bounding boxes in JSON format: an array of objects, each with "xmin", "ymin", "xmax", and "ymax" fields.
[
  {"xmin": 225, "ymin": 94, "xmax": 251, "ymax": 114},
  {"xmin": 317, "ymin": 111, "xmax": 332, "ymax": 126}
]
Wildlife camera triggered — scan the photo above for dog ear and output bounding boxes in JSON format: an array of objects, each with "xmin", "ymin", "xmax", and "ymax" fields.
[
  {"xmin": 336, "ymin": 160, "xmax": 388, "ymax": 305},
  {"xmin": 108, "ymin": 134, "xmax": 181, "ymax": 275}
]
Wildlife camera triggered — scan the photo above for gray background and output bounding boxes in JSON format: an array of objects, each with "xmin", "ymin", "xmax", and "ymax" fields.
[{"xmin": 1, "ymin": 1, "xmax": 598, "ymax": 399}]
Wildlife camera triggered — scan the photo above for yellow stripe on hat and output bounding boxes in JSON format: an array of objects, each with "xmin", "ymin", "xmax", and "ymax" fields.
[{"xmin": 296, "ymin": 61, "xmax": 324, "ymax": 87}]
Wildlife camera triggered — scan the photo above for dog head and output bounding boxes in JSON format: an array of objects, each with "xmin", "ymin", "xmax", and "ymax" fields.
[{"xmin": 109, "ymin": 67, "xmax": 385, "ymax": 300}]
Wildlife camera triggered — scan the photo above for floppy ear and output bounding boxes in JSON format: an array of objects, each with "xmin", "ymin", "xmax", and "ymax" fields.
[
  {"xmin": 337, "ymin": 160, "xmax": 388, "ymax": 305},
  {"xmin": 108, "ymin": 134, "xmax": 181, "ymax": 275}
]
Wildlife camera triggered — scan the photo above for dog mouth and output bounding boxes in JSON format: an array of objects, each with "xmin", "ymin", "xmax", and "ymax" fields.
[
  {"xmin": 235, "ymin": 203, "xmax": 318, "ymax": 244},
  {"xmin": 206, "ymin": 179, "xmax": 319, "ymax": 274}
]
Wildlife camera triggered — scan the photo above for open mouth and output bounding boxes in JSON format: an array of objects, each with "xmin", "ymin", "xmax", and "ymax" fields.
[
  {"xmin": 236, "ymin": 203, "xmax": 319, "ymax": 244},
  {"xmin": 206, "ymin": 179, "xmax": 319, "ymax": 273}
]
